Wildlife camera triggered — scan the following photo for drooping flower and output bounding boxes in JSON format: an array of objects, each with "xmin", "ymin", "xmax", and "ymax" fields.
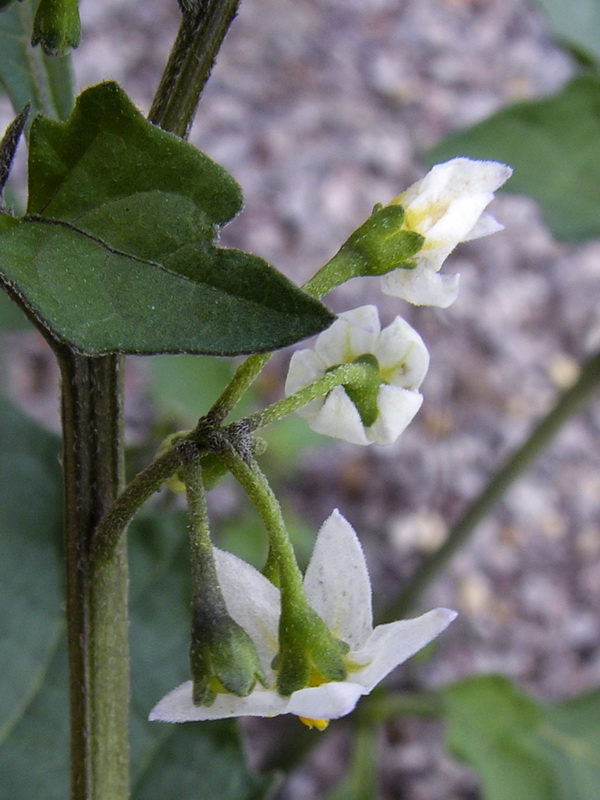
[
  {"xmin": 284, "ymin": 305, "xmax": 429, "ymax": 446},
  {"xmin": 150, "ymin": 510, "xmax": 456, "ymax": 726},
  {"xmin": 381, "ymin": 157, "xmax": 512, "ymax": 308}
]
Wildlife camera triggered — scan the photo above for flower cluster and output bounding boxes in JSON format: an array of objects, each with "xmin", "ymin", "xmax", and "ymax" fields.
[
  {"xmin": 150, "ymin": 511, "xmax": 456, "ymax": 726},
  {"xmin": 150, "ymin": 157, "xmax": 508, "ymax": 729}
]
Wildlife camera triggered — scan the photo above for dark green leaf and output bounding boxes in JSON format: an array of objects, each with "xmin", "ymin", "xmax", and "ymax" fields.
[
  {"xmin": 426, "ymin": 76, "xmax": 600, "ymax": 241},
  {"xmin": 536, "ymin": 0, "xmax": 600, "ymax": 65},
  {"xmin": 0, "ymin": 82, "xmax": 334, "ymax": 355},
  {"xmin": 0, "ymin": 0, "xmax": 73, "ymax": 120},
  {"xmin": 443, "ymin": 675, "xmax": 600, "ymax": 800}
]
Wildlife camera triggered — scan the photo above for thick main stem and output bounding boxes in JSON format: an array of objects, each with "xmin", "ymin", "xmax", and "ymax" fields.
[{"xmin": 60, "ymin": 351, "xmax": 128, "ymax": 800}]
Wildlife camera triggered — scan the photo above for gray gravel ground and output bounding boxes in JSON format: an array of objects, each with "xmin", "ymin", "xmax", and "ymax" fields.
[{"xmin": 3, "ymin": 1, "xmax": 600, "ymax": 798}]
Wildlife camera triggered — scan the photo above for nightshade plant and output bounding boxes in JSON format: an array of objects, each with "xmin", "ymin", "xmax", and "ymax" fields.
[{"xmin": 5, "ymin": 1, "xmax": 597, "ymax": 799}]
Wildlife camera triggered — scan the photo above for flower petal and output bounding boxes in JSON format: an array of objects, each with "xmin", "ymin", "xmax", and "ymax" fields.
[
  {"xmin": 350, "ymin": 608, "xmax": 457, "ymax": 691},
  {"xmin": 149, "ymin": 678, "xmax": 365, "ymax": 723},
  {"xmin": 214, "ymin": 548, "xmax": 280, "ymax": 675},
  {"xmin": 381, "ymin": 264, "xmax": 460, "ymax": 308},
  {"xmin": 303, "ymin": 510, "xmax": 373, "ymax": 647},
  {"xmin": 315, "ymin": 305, "xmax": 380, "ymax": 365},
  {"xmin": 463, "ymin": 211, "xmax": 504, "ymax": 241},
  {"xmin": 286, "ymin": 681, "xmax": 364, "ymax": 720},
  {"xmin": 426, "ymin": 193, "xmax": 495, "ymax": 244},
  {"xmin": 285, "ymin": 348, "xmax": 327, "ymax": 397},
  {"xmin": 310, "ymin": 386, "xmax": 370, "ymax": 445},
  {"xmin": 367, "ymin": 385, "xmax": 422, "ymax": 445},
  {"xmin": 376, "ymin": 316, "xmax": 430, "ymax": 389}
]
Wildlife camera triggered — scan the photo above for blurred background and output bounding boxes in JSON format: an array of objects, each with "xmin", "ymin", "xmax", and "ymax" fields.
[{"xmin": 1, "ymin": 1, "xmax": 599, "ymax": 798}]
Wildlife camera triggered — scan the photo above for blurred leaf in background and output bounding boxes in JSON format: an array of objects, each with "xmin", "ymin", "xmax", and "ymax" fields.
[
  {"xmin": 427, "ymin": 75, "xmax": 600, "ymax": 241},
  {"xmin": 536, "ymin": 0, "xmax": 600, "ymax": 65},
  {"xmin": 443, "ymin": 675, "xmax": 600, "ymax": 800}
]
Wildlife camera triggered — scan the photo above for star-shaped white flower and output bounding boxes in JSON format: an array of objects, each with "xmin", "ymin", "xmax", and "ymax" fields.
[
  {"xmin": 149, "ymin": 510, "xmax": 456, "ymax": 725},
  {"xmin": 382, "ymin": 157, "xmax": 512, "ymax": 308},
  {"xmin": 284, "ymin": 305, "xmax": 429, "ymax": 446}
]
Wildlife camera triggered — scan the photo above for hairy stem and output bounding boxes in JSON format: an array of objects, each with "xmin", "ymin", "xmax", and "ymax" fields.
[
  {"xmin": 385, "ymin": 347, "xmax": 600, "ymax": 620},
  {"xmin": 148, "ymin": 0, "xmax": 242, "ymax": 138},
  {"xmin": 59, "ymin": 351, "xmax": 128, "ymax": 800}
]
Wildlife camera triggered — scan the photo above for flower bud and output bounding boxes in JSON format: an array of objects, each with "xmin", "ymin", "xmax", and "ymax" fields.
[
  {"xmin": 275, "ymin": 603, "xmax": 349, "ymax": 697},
  {"xmin": 31, "ymin": 0, "xmax": 81, "ymax": 57},
  {"xmin": 190, "ymin": 612, "xmax": 267, "ymax": 706}
]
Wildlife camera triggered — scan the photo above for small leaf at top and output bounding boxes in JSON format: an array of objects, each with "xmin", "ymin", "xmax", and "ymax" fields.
[
  {"xmin": 0, "ymin": 82, "xmax": 334, "ymax": 355},
  {"xmin": 0, "ymin": 0, "xmax": 73, "ymax": 120}
]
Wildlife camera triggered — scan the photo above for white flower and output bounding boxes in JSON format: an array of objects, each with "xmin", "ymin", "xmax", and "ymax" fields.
[
  {"xmin": 149, "ymin": 510, "xmax": 456, "ymax": 726},
  {"xmin": 382, "ymin": 157, "xmax": 512, "ymax": 308},
  {"xmin": 284, "ymin": 305, "xmax": 429, "ymax": 446}
]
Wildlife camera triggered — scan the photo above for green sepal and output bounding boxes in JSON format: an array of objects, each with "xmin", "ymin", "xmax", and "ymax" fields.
[
  {"xmin": 190, "ymin": 612, "xmax": 267, "ymax": 706},
  {"xmin": 275, "ymin": 603, "xmax": 348, "ymax": 696},
  {"xmin": 31, "ymin": 0, "xmax": 80, "ymax": 57},
  {"xmin": 339, "ymin": 205, "xmax": 424, "ymax": 276},
  {"xmin": 0, "ymin": 82, "xmax": 334, "ymax": 355},
  {"xmin": 306, "ymin": 204, "xmax": 424, "ymax": 298},
  {"xmin": 340, "ymin": 354, "xmax": 382, "ymax": 428}
]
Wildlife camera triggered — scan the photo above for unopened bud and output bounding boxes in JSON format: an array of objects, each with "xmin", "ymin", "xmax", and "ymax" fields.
[{"xmin": 31, "ymin": 0, "xmax": 81, "ymax": 57}]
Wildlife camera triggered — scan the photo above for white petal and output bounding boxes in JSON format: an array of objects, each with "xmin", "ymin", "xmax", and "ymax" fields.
[
  {"xmin": 338, "ymin": 305, "xmax": 381, "ymax": 353},
  {"xmin": 285, "ymin": 349, "xmax": 327, "ymax": 396},
  {"xmin": 214, "ymin": 548, "xmax": 280, "ymax": 675},
  {"xmin": 149, "ymin": 681, "xmax": 287, "ymax": 722},
  {"xmin": 381, "ymin": 265, "xmax": 460, "ymax": 308},
  {"xmin": 367, "ymin": 386, "xmax": 422, "ymax": 445},
  {"xmin": 375, "ymin": 317, "xmax": 430, "ymax": 390},
  {"xmin": 350, "ymin": 608, "xmax": 457, "ymax": 691},
  {"xmin": 286, "ymin": 681, "xmax": 364, "ymax": 719},
  {"xmin": 149, "ymin": 679, "xmax": 365, "ymax": 723},
  {"xmin": 315, "ymin": 306, "xmax": 380, "ymax": 366},
  {"xmin": 415, "ymin": 158, "xmax": 512, "ymax": 199},
  {"xmin": 303, "ymin": 510, "xmax": 373, "ymax": 647},
  {"xmin": 310, "ymin": 386, "xmax": 370, "ymax": 445},
  {"xmin": 463, "ymin": 211, "xmax": 504, "ymax": 241},
  {"xmin": 426, "ymin": 193, "xmax": 495, "ymax": 244}
]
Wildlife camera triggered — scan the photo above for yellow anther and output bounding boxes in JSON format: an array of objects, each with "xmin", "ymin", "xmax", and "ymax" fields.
[{"xmin": 299, "ymin": 717, "xmax": 329, "ymax": 731}]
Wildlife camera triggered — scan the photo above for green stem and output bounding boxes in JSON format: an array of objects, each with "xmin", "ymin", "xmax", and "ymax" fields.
[
  {"xmin": 302, "ymin": 249, "xmax": 355, "ymax": 300},
  {"xmin": 208, "ymin": 353, "xmax": 271, "ymax": 425},
  {"xmin": 148, "ymin": 0, "xmax": 242, "ymax": 137},
  {"xmin": 92, "ymin": 443, "xmax": 187, "ymax": 561},
  {"xmin": 384, "ymin": 347, "xmax": 600, "ymax": 620},
  {"xmin": 242, "ymin": 362, "xmax": 372, "ymax": 431},
  {"xmin": 59, "ymin": 351, "xmax": 128, "ymax": 800},
  {"xmin": 215, "ymin": 439, "xmax": 304, "ymax": 593}
]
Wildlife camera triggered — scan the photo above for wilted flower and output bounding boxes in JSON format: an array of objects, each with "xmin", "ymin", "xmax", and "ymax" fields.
[
  {"xmin": 382, "ymin": 157, "xmax": 512, "ymax": 308},
  {"xmin": 284, "ymin": 305, "xmax": 429, "ymax": 445},
  {"xmin": 150, "ymin": 510, "xmax": 456, "ymax": 727}
]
